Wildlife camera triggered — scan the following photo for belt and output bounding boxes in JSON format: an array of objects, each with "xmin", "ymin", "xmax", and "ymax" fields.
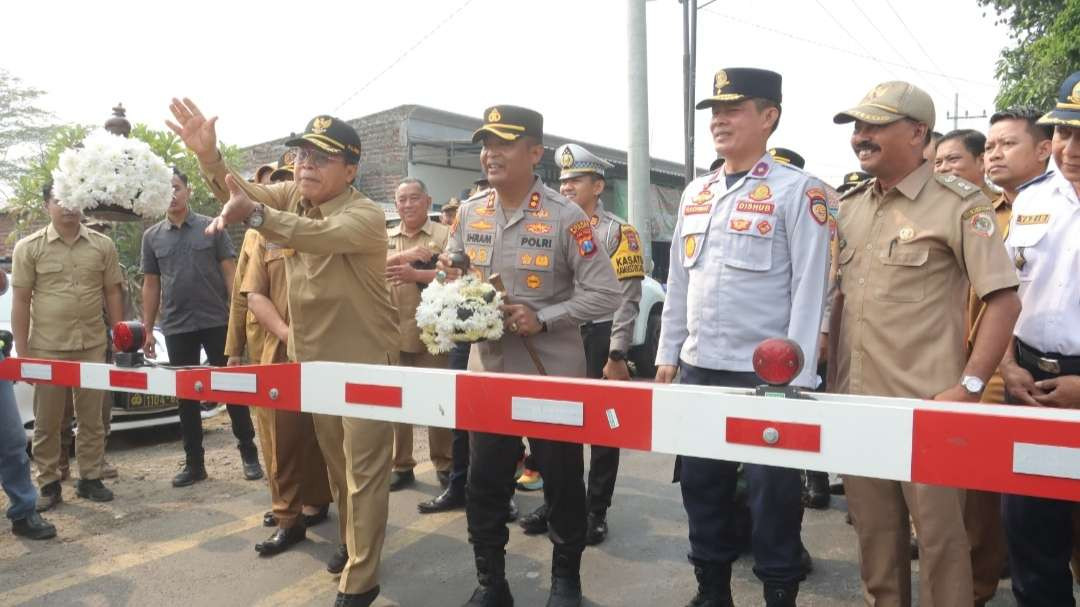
[
  {"xmin": 1015, "ymin": 339, "xmax": 1080, "ymax": 376},
  {"xmin": 581, "ymin": 320, "xmax": 613, "ymax": 330}
]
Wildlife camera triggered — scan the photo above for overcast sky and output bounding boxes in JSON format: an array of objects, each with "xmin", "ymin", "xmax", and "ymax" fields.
[{"xmin": 2, "ymin": 0, "xmax": 1009, "ymax": 188}]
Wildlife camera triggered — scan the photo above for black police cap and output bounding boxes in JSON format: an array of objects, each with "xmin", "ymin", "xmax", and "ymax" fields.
[
  {"xmin": 471, "ymin": 105, "xmax": 543, "ymax": 143},
  {"xmin": 696, "ymin": 68, "xmax": 782, "ymax": 109},
  {"xmin": 285, "ymin": 115, "xmax": 362, "ymax": 162}
]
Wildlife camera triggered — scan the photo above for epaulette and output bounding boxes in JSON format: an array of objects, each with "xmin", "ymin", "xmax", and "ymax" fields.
[
  {"xmin": 935, "ymin": 174, "xmax": 980, "ymax": 199},
  {"xmin": 1017, "ymin": 170, "xmax": 1055, "ymax": 193},
  {"xmin": 839, "ymin": 178, "xmax": 873, "ymax": 200}
]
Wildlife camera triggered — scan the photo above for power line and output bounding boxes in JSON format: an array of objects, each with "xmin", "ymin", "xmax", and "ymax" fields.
[
  {"xmin": 332, "ymin": 0, "xmax": 478, "ymax": 113},
  {"xmin": 699, "ymin": 8, "xmax": 997, "ymax": 88},
  {"xmin": 845, "ymin": 0, "xmax": 946, "ymax": 99},
  {"xmin": 812, "ymin": 0, "xmax": 899, "ymax": 79},
  {"xmin": 882, "ymin": 0, "xmax": 960, "ymax": 94}
]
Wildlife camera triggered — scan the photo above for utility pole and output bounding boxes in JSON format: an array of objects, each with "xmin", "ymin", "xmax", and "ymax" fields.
[
  {"xmin": 682, "ymin": 0, "xmax": 698, "ymax": 185},
  {"xmin": 628, "ymin": 0, "xmax": 653, "ymax": 264},
  {"xmin": 946, "ymin": 92, "xmax": 988, "ymax": 131}
]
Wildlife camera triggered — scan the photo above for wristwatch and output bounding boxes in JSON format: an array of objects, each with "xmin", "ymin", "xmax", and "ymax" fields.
[
  {"xmin": 246, "ymin": 203, "xmax": 265, "ymax": 228},
  {"xmin": 608, "ymin": 350, "xmax": 627, "ymax": 362},
  {"xmin": 960, "ymin": 375, "xmax": 985, "ymax": 395}
]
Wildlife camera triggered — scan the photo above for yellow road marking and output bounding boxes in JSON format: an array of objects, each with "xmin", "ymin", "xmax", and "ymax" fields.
[{"xmin": 0, "ymin": 513, "xmax": 263, "ymax": 605}]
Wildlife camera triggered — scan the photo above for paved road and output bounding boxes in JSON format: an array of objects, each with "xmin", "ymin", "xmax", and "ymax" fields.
[{"xmin": 0, "ymin": 417, "xmax": 1062, "ymax": 606}]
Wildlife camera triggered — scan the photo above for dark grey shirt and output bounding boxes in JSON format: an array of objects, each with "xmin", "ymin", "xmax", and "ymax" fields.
[{"xmin": 140, "ymin": 211, "xmax": 235, "ymax": 335}]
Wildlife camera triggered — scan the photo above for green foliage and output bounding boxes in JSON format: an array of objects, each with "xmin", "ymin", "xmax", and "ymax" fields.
[
  {"xmin": 979, "ymin": 0, "xmax": 1080, "ymax": 109},
  {"xmin": 5, "ymin": 124, "xmax": 242, "ymax": 309},
  {"xmin": 0, "ymin": 69, "xmax": 55, "ymax": 193}
]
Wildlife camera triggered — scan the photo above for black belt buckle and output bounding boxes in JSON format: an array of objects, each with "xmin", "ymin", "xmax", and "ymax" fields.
[{"xmin": 1036, "ymin": 355, "xmax": 1061, "ymax": 375}]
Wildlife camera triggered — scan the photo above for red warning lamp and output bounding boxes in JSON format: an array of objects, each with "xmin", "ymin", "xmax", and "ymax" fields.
[
  {"xmin": 112, "ymin": 321, "xmax": 146, "ymax": 367},
  {"xmin": 752, "ymin": 338, "xmax": 804, "ymax": 386}
]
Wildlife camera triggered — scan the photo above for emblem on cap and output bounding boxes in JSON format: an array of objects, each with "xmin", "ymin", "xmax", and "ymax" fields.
[
  {"xmin": 560, "ymin": 147, "xmax": 575, "ymax": 169},
  {"xmin": 281, "ymin": 149, "xmax": 298, "ymax": 166},
  {"xmin": 488, "ymin": 108, "xmax": 501, "ymax": 123},
  {"xmin": 714, "ymin": 70, "xmax": 729, "ymax": 94},
  {"xmin": 312, "ymin": 116, "xmax": 332, "ymax": 134},
  {"xmin": 866, "ymin": 83, "xmax": 890, "ymax": 102}
]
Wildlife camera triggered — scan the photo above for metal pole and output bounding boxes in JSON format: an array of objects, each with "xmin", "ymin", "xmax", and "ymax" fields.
[
  {"xmin": 953, "ymin": 92, "xmax": 959, "ymax": 131},
  {"xmin": 628, "ymin": 0, "xmax": 653, "ymax": 264},
  {"xmin": 686, "ymin": 0, "xmax": 697, "ymax": 185}
]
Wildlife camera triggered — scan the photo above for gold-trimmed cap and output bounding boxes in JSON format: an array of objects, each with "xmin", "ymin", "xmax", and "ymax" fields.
[
  {"xmin": 556, "ymin": 143, "xmax": 613, "ymax": 180},
  {"xmin": 834, "ymin": 81, "xmax": 935, "ymax": 128},
  {"xmin": 471, "ymin": 105, "xmax": 543, "ymax": 143},
  {"xmin": 1037, "ymin": 71, "xmax": 1080, "ymax": 127},
  {"xmin": 696, "ymin": 68, "xmax": 782, "ymax": 109},
  {"xmin": 768, "ymin": 147, "xmax": 805, "ymax": 169},
  {"xmin": 285, "ymin": 115, "xmax": 362, "ymax": 161}
]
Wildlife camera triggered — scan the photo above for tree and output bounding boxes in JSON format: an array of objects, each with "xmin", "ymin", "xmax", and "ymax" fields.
[
  {"xmin": 0, "ymin": 69, "xmax": 55, "ymax": 197},
  {"xmin": 5, "ymin": 124, "xmax": 242, "ymax": 310},
  {"xmin": 979, "ymin": 0, "xmax": 1080, "ymax": 109}
]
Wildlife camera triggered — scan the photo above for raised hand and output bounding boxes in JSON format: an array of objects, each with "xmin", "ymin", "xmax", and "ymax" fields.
[
  {"xmin": 166, "ymin": 97, "xmax": 219, "ymax": 161},
  {"xmin": 206, "ymin": 174, "xmax": 257, "ymax": 236}
]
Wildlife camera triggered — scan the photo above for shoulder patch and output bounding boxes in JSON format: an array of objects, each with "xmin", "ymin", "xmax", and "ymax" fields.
[
  {"xmin": 960, "ymin": 205, "xmax": 994, "ymax": 221},
  {"xmin": 935, "ymin": 174, "xmax": 980, "ymax": 198},
  {"xmin": 806, "ymin": 187, "xmax": 828, "ymax": 225},
  {"xmin": 568, "ymin": 220, "xmax": 598, "ymax": 258}
]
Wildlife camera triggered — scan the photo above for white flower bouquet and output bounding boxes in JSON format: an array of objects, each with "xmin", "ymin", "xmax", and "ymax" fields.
[
  {"xmin": 416, "ymin": 275, "xmax": 505, "ymax": 355},
  {"xmin": 52, "ymin": 129, "xmax": 173, "ymax": 217}
]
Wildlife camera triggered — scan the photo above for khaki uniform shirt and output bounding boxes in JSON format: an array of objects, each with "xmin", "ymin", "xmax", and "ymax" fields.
[
  {"xmin": 966, "ymin": 192, "xmax": 1012, "ymax": 403},
  {"xmin": 830, "ymin": 162, "xmax": 1019, "ymax": 398},
  {"xmin": 448, "ymin": 178, "xmax": 621, "ymax": 377},
  {"xmin": 240, "ymin": 232, "xmax": 292, "ymax": 364},
  {"xmin": 200, "ymin": 154, "xmax": 399, "ymax": 365},
  {"xmin": 224, "ymin": 230, "xmax": 266, "ymax": 362},
  {"xmin": 589, "ymin": 203, "xmax": 644, "ymax": 353},
  {"xmin": 12, "ymin": 224, "xmax": 124, "ymax": 352},
  {"xmin": 387, "ymin": 218, "xmax": 450, "ymax": 354}
]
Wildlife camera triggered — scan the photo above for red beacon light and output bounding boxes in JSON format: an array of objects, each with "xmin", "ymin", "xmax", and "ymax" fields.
[
  {"xmin": 752, "ymin": 338, "xmax": 805, "ymax": 387},
  {"xmin": 112, "ymin": 321, "xmax": 146, "ymax": 367}
]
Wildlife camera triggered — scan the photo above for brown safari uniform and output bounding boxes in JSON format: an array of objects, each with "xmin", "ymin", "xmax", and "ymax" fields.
[
  {"xmin": 830, "ymin": 162, "xmax": 1019, "ymax": 607},
  {"xmin": 201, "ymin": 153, "xmax": 399, "ymax": 596},
  {"xmin": 13, "ymin": 224, "xmax": 124, "ymax": 486},
  {"xmin": 224, "ymin": 229, "xmax": 331, "ymax": 530},
  {"xmin": 962, "ymin": 190, "xmax": 1012, "ymax": 604},
  {"xmin": 386, "ymin": 218, "xmax": 453, "ymax": 475}
]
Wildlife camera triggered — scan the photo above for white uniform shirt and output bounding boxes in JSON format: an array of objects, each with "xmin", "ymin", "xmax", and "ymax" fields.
[
  {"xmin": 1006, "ymin": 169, "xmax": 1080, "ymax": 355},
  {"xmin": 656, "ymin": 153, "xmax": 831, "ymax": 387}
]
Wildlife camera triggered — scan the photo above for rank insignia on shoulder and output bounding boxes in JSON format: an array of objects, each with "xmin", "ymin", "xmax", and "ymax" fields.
[
  {"xmin": 486, "ymin": 190, "xmax": 496, "ymax": 207},
  {"xmin": 528, "ymin": 193, "xmax": 541, "ymax": 210},
  {"xmin": 590, "ymin": 215, "xmax": 600, "ymax": 227}
]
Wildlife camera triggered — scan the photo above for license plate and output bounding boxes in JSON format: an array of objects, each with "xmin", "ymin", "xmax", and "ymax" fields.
[{"xmin": 122, "ymin": 393, "xmax": 176, "ymax": 411}]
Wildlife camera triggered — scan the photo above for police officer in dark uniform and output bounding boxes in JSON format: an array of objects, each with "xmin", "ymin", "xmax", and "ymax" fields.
[{"xmin": 439, "ymin": 105, "xmax": 620, "ymax": 607}]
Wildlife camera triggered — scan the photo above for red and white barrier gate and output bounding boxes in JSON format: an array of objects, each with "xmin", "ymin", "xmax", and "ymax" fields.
[{"xmin": 2, "ymin": 357, "xmax": 1078, "ymax": 502}]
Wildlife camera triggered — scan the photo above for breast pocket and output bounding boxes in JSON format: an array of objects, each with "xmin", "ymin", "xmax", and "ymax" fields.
[
  {"xmin": 514, "ymin": 250, "xmax": 554, "ymax": 297},
  {"xmin": 76, "ymin": 260, "xmax": 106, "ymax": 285},
  {"xmin": 722, "ymin": 213, "xmax": 775, "ymax": 272},
  {"xmin": 873, "ymin": 246, "xmax": 929, "ymax": 303}
]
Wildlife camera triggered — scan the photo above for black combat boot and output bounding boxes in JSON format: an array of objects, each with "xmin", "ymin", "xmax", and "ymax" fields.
[
  {"xmin": 546, "ymin": 546, "xmax": 583, "ymax": 607},
  {"xmin": 686, "ymin": 557, "xmax": 733, "ymax": 607},
  {"xmin": 763, "ymin": 582, "xmax": 798, "ymax": 607},
  {"xmin": 464, "ymin": 547, "xmax": 513, "ymax": 607}
]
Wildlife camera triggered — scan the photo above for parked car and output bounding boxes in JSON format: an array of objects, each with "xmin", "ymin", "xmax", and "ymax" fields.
[
  {"xmin": 0, "ymin": 270, "xmax": 220, "ymax": 440},
  {"xmin": 630, "ymin": 275, "xmax": 665, "ymax": 378}
]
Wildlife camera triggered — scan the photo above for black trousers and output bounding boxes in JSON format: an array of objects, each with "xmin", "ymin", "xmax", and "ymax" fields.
[
  {"xmin": 1003, "ymin": 344, "xmax": 1079, "ymax": 606},
  {"xmin": 580, "ymin": 321, "xmax": 620, "ymax": 513},
  {"xmin": 467, "ymin": 430, "xmax": 586, "ymax": 553},
  {"xmin": 164, "ymin": 326, "xmax": 256, "ymax": 464},
  {"xmin": 678, "ymin": 363, "xmax": 805, "ymax": 585},
  {"xmin": 448, "ymin": 342, "xmax": 471, "ymax": 493}
]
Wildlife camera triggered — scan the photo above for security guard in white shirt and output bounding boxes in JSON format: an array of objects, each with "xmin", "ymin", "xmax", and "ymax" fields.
[
  {"xmin": 999, "ymin": 69, "xmax": 1080, "ymax": 607},
  {"xmin": 655, "ymin": 68, "xmax": 831, "ymax": 607}
]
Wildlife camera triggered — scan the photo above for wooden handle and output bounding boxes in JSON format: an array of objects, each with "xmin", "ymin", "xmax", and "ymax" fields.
[{"xmin": 489, "ymin": 274, "xmax": 547, "ymax": 376}]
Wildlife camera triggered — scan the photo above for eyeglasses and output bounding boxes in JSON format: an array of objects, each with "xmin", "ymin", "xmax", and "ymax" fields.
[{"xmin": 295, "ymin": 147, "xmax": 343, "ymax": 168}]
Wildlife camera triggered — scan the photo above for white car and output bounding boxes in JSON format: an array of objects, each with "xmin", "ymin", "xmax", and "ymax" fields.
[
  {"xmin": 629, "ymin": 275, "xmax": 665, "ymax": 378},
  {"xmin": 0, "ymin": 271, "xmax": 220, "ymax": 441}
]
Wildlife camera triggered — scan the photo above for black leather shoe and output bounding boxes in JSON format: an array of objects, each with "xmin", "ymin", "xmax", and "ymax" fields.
[
  {"xmin": 241, "ymin": 451, "xmax": 264, "ymax": 481},
  {"xmin": 686, "ymin": 558, "xmax": 733, "ymax": 607},
  {"xmin": 327, "ymin": 543, "xmax": 348, "ymax": 574},
  {"xmin": 255, "ymin": 525, "xmax": 306, "ymax": 556},
  {"xmin": 546, "ymin": 550, "xmax": 583, "ymax": 607},
  {"xmin": 172, "ymin": 463, "xmax": 207, "ymax": 487},
  {"xmin": 263, "ymin": 511, "xmax": 277, "ymax": 527},
  {"xmin": 389, "ymin": 469, "xmax": 415, "ymax": 492},
  {"xmin": 35, "ymin": 481, "xmax": 61, "ymax": 512},
  {"xmin": 763, "ymin": 582, "xmax": 798, "ymax": 607},
  {"xmin": 75, "ymin": 479, "xmax": 114, "ymax": 502},
  {"xmin": 418, "ymin": 487, "xmax": 465, "ymax": 514},
  {"xmin": 507, "ymin": 498, "xmax": 519, "ymax": 522},
  {"xmin": 12, "ymin": 511, "xmax": 56, "ymax": 540},
  {"xmin": 800, "ymin": 546, "xmax": 813, "ymax": 575},
  {"xmin": 804, "ymin": 472, "xmax": 830, "ymax": 510},
  {"xmin": 437, "ymin": 469, "xmax": 451, "ymax": 489},
  {"xmin": 585, "ymin": 510, "xmax": 607, "ymax": 546},
  {"xmin": 333, "ymin": 586, "xmax": 379, "ymax": 607},
  {"xmin": 464, "ymin": 581, "xmax": 514, "ymax": 606},
  {"xmin": 301, "ymin": 504, "xmax": 330, "ymax": 527},
  {"xmin": 519, "ymin": 504, "xmax": 548, "ymax": 535}
]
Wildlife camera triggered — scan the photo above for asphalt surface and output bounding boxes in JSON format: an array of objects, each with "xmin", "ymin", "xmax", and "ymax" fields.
[{"xmin": 0, "ymin": 416, "xmax": 1069, "ymax": 606}]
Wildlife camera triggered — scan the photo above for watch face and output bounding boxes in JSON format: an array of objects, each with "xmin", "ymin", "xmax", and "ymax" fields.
[{"xmin": 963, "ymin": 377, "xmax": 983, "ymax": 393}]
